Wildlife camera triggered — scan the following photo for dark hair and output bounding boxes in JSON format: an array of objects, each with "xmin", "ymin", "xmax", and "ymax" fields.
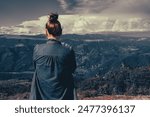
[{"xmin": 45, "ymin": 13, "xmax": 62, "ymax": 36}]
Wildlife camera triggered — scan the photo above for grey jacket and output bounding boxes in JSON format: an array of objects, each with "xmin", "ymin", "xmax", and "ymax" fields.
[{"xmin": 29, "ymin": 39, "xmax": 76, "ymax": 100}]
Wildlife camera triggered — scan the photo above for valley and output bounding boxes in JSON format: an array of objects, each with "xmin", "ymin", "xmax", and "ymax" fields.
[{"xmin": 0, "ymin": 34, "xmax": 150, "ymax": 99}]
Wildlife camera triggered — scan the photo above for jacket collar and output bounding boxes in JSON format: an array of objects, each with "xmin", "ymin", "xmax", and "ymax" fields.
[{"xmin": 46, "ymin": 39, "xmax": 61, "ymax": 44}]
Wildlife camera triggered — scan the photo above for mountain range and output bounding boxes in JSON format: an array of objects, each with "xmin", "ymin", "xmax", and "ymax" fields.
[{"xmin": 0, "ymin": 34, "xmax": 150, "ymax": 99}]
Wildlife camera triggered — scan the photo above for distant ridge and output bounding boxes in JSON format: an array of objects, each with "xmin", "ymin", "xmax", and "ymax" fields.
[{"xmin": 1, "ymin": 31, "xmax": 150, "ymax": 41}]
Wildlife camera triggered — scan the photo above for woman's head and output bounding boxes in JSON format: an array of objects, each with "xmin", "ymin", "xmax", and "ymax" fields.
[{"xmin": 45, "ymin": 13, "xmax": 62, "ymax": 37}]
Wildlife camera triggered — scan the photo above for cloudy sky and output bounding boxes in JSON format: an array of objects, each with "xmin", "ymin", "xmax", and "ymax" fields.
[
  {"xmin": 0, "ymin": 0, "xmax": 150, "ymax": 34},
  {"xmin": 1, "ymin": 0, "xmax": 150, "ymax": 26},
  {"xmin": 0, "ymin": 0, "xmax": 63, "ymax": 26}
]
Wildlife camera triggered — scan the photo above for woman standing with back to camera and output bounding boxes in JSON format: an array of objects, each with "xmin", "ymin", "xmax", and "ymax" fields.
[{"xmin": 29, "ymin": 13, "xmax": 77, "ymax": 100}]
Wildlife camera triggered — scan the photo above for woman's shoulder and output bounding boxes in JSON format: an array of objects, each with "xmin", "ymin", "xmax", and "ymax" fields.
[
  {"xmin": 61, "ymin": 42, "xmax": 73, "ymax": 50},
  {"xmin": 33, "ymin": 43, "xmax": 46, "ymax": 51}
]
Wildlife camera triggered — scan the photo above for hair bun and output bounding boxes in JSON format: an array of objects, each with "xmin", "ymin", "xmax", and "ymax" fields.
[{"xmin": 49, "ymin": 13, "xmax": 58, "ymax": 23}]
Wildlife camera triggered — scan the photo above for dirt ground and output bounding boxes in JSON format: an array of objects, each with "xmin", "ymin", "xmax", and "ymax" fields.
[{"xmin": 81, "ymin": 95, "xmax": 150, "ymax": 100}]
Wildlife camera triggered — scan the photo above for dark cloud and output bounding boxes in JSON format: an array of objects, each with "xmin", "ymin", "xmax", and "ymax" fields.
[
  {"xmin": 57, "ymin": 0, "xmax": 77, "ymax": 12},
  {"xmin": 57, "ymin": 0, "xmax": 150, "ymax": 16},
  {"xmin": 101, "ymin": 0, "xmax": 150, "ymax": 17},
  {"xmin": 57, "ymin": 0, "xmax": 117, "ymax": 14},
  {"xmin": 0, "ymin": 0, "xmax": 61, "ymax": 26}
]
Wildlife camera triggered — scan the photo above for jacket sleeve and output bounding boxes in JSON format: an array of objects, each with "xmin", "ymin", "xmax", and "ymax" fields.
[
  {"xmin": 33, "ymin": 45, "xmax": 39, "ymax": 69},
  {"xmin": 68, "ymin": 49, "xmax": 76, "ymax": 73}
]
